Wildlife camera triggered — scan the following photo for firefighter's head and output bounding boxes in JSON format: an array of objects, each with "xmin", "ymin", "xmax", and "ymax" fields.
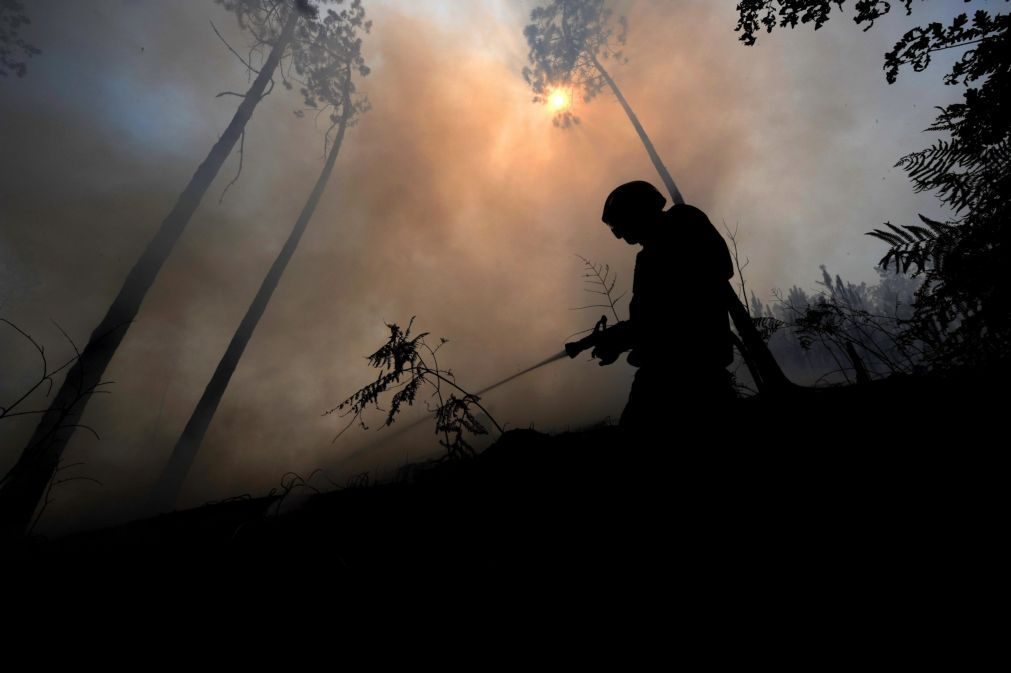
[{"xmin": 601, "ymin": 181, "xmax": 666, "ymax": 245}]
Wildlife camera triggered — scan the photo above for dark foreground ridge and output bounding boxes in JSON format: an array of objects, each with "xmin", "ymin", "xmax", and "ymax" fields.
[{"xmin": 13, "ymin": 365, "xmax": 1004, "ymax": 586}]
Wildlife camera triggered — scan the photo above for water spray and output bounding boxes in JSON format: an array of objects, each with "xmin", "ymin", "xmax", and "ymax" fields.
[{"xmin": 335, "ymin": 315, "xmax": 612, "ymax": 462}]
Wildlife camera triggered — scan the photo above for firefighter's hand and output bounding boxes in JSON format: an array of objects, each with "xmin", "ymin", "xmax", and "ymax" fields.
[{"xmin": 591, "ymin": 342, "xmax": 621, "ymax": 366}]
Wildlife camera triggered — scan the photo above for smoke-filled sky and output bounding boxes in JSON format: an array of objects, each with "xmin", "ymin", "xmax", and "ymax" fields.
[{"xmin": 0, "ymin": 0, "xmax": 974, "ymax": 534}]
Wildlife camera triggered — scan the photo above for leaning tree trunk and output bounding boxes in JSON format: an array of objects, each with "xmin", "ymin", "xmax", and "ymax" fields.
[
  {"xmin": 151, "ymin": 84, "xmax": 354, "ymax": 512},
  {"xmin": 591, "ymin": 54, "xmax": 685, "ymax": 207},
  {"xmin": 0, "ymin": 10, "xmax": 301, "ymax": 541},
  {"xmin": 591, "ymin": 54, "xmax": 792, "ymax": 394}
]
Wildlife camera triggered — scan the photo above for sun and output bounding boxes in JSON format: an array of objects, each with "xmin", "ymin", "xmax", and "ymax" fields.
[{"xmin": 546, "ymin": 87, "xmax": 572, "ymax": 113}]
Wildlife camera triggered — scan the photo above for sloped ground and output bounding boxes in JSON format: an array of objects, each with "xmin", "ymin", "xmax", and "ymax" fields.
[{"xmin": 12, "ymin": 365, "xmax": 1003, "ymax": 592}]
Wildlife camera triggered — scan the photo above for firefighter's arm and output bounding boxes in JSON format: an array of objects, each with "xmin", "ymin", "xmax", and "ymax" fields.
[
  {"xmin": 590, "ymin": 320, "xmax": 635, "ymax": 366},
  {"xmin": 564, "ymin": 316, "xmax": 636, "ymax": 366}
]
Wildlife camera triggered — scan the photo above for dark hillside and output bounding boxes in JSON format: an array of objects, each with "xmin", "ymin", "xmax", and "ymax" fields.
[{"xmin": 17, "ymin": 365, "xmax": 1002, "ymax": 592}]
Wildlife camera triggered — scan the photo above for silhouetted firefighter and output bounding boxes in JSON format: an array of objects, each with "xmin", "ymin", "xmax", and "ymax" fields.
[{"xmin": 567, "ymin": 181, "xmax": 735, "ymax": 431}]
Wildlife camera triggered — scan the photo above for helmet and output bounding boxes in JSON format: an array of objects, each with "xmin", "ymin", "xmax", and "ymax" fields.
[{"xmin": 601, "ymin": 181, "xmax": 666, "ymax": 226}]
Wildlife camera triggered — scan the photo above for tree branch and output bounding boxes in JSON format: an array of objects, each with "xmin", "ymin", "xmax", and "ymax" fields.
[
  {"xmin": 210, "ymin": 20, "xmax": 260, "ymax": 75},
  {"xmin": 218, "ymin": 128, "xmax": 245, "ymax": 204}
]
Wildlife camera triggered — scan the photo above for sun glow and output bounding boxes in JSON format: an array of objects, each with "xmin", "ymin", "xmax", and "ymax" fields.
[{"xmin": 546, "ymin": 87, "xmax": 572, "ymax": 113}]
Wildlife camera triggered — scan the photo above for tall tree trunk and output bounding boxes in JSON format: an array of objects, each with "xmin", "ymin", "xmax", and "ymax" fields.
[
  {"xmin": 591, "ymin": 54, "xmax": 684, "ymax": 207},
  {"xmin": 591, "ymin": 54, "xmax": 792, "ymax": 394},
  {"xmin": 151, "ymin": 84, "xmax": 353, "ymax": 512},
  {"xmin": 0, "ymin": 10, "xmax": 301, "ymax": 541}
]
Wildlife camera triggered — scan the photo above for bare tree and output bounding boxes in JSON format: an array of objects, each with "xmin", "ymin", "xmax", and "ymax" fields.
[
  {"xmin": 0, "ymin": 0, "xmax": 317, "ymax": 541},
  {"xmin": 523, "ymin": 0, "xmax": 791, "ymax": 393},
  {"xmin": 0, "ymin": 319, "xmax": 106, "ymax": 429},
  {"xmin": 152, "ymin": 1, "xmax": 371, "ymax": 512}
]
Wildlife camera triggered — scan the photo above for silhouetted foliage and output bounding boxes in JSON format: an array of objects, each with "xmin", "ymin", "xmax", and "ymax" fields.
[
  {"xmin": 752, "ymin": 316, "xmax": 786, "ymax": 343},
  {"xmin": 571, "ymin": 254, "xmax": 625, "ymax": 327},
  {"xmin": 0, "ymin": 320, "xmax": 82, "ymax": 424},
  {"xmin": 522, "ymin": 0, "xmax": 687, "ymax": 206},
  {"xmin": 0, "ymin": 319, "xmax": 108, "ymax": 533},
  {"xmin": 290, "ymin": 0, "xmax": 371, "ymax": 135},
  {"xmin": 738, "ymin": 0, "xmax": 1011, "ymax": 369},
  {"xmin": 329, "ymin": 319, "xmax": 503, "ymax": 461},
  {"xmin": 735, "ymin": 1, "xmax": 920, "ymax": 46},
  {"xmin": 746, "ymin": 265, "xmax": 923, "ymax": 386},
  {"xmin": 522, "ymin": 0, "xmax": 627, "ymax": 127},
  {"xmin": 0, "ymin": 0, "xmax": 39, "ymax": 78},
  {"xmin": 0, "ymin": 318, "xmax": 111, "ymax": 459}
]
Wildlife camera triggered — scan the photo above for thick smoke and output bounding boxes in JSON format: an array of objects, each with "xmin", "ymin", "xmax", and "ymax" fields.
[{"xmin": 0, "ymin": 0, "xmax": 958, "ymax": 534}]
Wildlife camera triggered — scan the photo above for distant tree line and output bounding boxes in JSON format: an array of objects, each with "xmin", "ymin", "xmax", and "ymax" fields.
[
  {"xmin": 737, "ymin": 0, "xmax": 1010, "ymax": 370},
  {"xmin": 737, "ymin": 265, "xmax": 923, "ymax": 390}
]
